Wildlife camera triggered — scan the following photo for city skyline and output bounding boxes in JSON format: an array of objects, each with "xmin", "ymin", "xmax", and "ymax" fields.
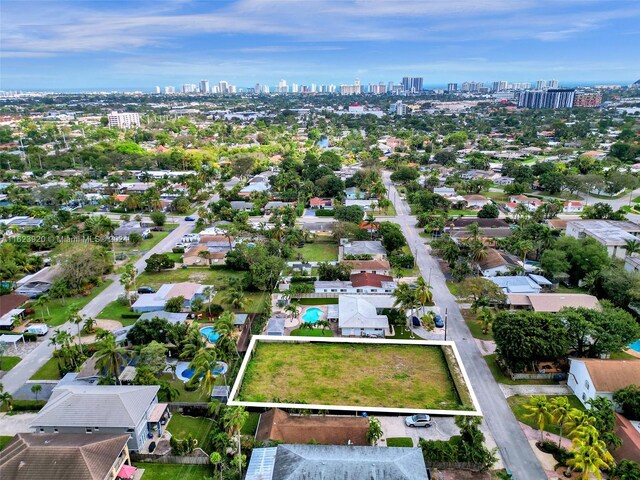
[{"xmin": 1, "ymin": 0, "xmax": 639, "ymax": 90}]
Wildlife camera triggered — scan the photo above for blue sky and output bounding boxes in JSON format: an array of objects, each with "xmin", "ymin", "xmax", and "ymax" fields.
[{"xmin": 1, "ymin": 0, "xmax": 639, "ymax": 91}]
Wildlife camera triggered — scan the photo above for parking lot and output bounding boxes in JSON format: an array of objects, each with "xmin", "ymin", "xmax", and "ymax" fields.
[{"xmin": 377, "ymin": 415, "xmax": 460, "ymax": 447}]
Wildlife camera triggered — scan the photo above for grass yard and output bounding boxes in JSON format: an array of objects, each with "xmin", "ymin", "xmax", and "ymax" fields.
[
  {"xmin": 461, "ymin": 310, "xmax": 494, "ymax": 341},
  {"xmin": 291, "ymin": 241, "xmax": 339, "ymax": 262},
  {"xmin": 290, "ymin": 328, "xmax": 334, "ymax": 337},
  {"xmin": 508, "ymin": 394, "xmax": 585, "ymax": 436},
  {"xmin": 386, "ymin": 437, "xmax": 414, "ymax": 447},
  {"xmin": 28, "ymin": 280, "xmax": 114, "ymax": 327},
  {"xmin": 137, "ymin": 266, "xmax": 245, "ymax": 289},
  {"xmin": 0, "ymin": 356, "xmax": 21, "ymax": 372},
  {"xmin": 397, "ymin": 245, "xmax": 420, "ymax": 277},
  {"xmin": 133, "ymin": 464, "xmax": 214, "ymax": 480},
  {"xmin": 97, "ymin": 300, "xmax": 139, "ymax": 326},
  {"xmin": 389, "ymin": 326, "xmax": 422, "ymax": 340},
  {"xmin": 239, "ymin": 341, "xmax": 467, "ymax": 410},
  {"xmin": 0, "ymin": 436, "xmax": 13, "ymax": 451},
  {"xmin": 213, "ymin": 290, "xmax": 268, "ymax": 314},
  {"xmin": 484, "ymin": 354, "xmax": 556, "ymax": 386},
  {"xmin": 166, "ymin": 413, "xmax": 215, "ymax": 453},
  {"xmin": 297, "ymin": 298, "xmax": 338, "ymax": 305},
  {"xmin": 610, "ymin": 350, "xmax": 639, "ymax": 360},
  {"xmin": 241, "ymin": 412, "xmax": 260, "ymax": 435},
  {"xmin": 448, "ymin": 209, "xmax": 478, "ymax": 217},
  {"xmin": 555, "ymin": 285, "xmax": 588, "ymax": 295},
  {"xmin": 446, "ymin": 280, "xmax": 460, "ymax": 297},
  {"xmin": 31, "ymin": 356, "xmax": 63, "ymax": 381},
  {"xmin": 158, "ymin": 374, "xmax": 208, "ymax": 403}
]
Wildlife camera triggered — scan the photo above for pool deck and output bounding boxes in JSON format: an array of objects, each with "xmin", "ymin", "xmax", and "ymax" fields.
[{"xmin": 626, "ymin": 348, "xmax": 640, "ymax": 359}]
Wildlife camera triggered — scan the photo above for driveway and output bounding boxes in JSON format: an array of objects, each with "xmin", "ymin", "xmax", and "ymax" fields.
[
  {"xmin": 377, "ymin": 416, "xmax": 459, "ymax": 447},
  {"xmin": 0, "ymin": 413, "xmax": 39, "ymax": 436}
]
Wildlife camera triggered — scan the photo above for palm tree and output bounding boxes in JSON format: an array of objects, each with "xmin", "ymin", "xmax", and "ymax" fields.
[
  {"xmin": 415, "ymin": 277, "xmax": 433, "ymax": 308},
  {"xmin": 69, "ymin": 305, "xmax": 83, "ymax": 346},
  {"xmin": 284, "ymin": 302, "xmax": 301, "ymax": 321},
  {"xmin": 216, "ymin": 311, "xmax": 237, "ymax": 357},
  {"xmin": 523, "ymin": 395, "xmax": 551, "ymax": 443},
  {"xmin": 624, "ymin": 239, "xmax": 640, "ymax": 257},
  {"xmin": 223, "ymin": 287, "xmax": 246, "ymax": 311},
  {"xmin": 515, "ymin": 240, "xmax": 535, "ymax": 267},
  {"xmin": 159, "ymin": 381, "xmax": 180, "ymax": 402},
  {"xmin": 33, "ymin": 295, "xmax": 50, "ymax": 321},
  {"xmin": 95, "ymin": 337, "xmax": 128, "ymax": 385},
  {"xmin": 550, "ymin": 396, "xmax": 571, "ymax": 448},
  {"xmin": 393, "ymin": 283, "xmax": 417, "ymax": 328},
  {"xmin": 478, "ymin": 307, "xmax": 494, "ymax": 335},
  {"xmin": 568, "ymin": 443, "xmax": 610, "ymax": 480},
  {"xmin": 189, "ymin": 348, "xmax": 218, "ymax": 398},
  {"xmin": 202, "ymin": 286, "xmax": 215, "ymax": 317},
  {"xmin": 209, "ymin": 451, "xmax": 223, "ymax": 480},
  {"xmin": 466, "ymin": 222, "xmax": 481, "ymax": 242},
  {"xmin": 223, "ymin": 406, "xmax": 249, "ymax": 479},
  {"xmin": 468, "ymin": 239, "xmax": 488, "ymax": 264},
  {"xmin": 30, "ymin": 384, "xmax": 42, "ymax": 401},
  {"xmin": 565, "ymin": 409, "xmax": 596, "ymax": 437},
  {"xmin": 83, "ymin": 317, "xmax": 97, "ymax": 334},
  {"xmin": 0, "ymin": 391, "xmax": 13, "ymax": 411}
]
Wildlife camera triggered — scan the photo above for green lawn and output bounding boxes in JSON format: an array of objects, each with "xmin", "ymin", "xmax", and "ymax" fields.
[
  {"xmin": 0, "ymin": 356, "xmax": 21, "ymax": 372},
  {"xmin": 397, "ymin": 245, "xmax": 420, "ymax": 277},
  {"xmin": 386, "ymin": 437, "xmax": 414, "ymax": 447},
  {"xmin": 97, "ymin": 300, "xmax": 139, "ymax": 326},
  {"xmin": 137, "ymin": 266, "xmax": 244, "ymax": 289},
  {"xmin": 389, "ymin": 326, "xmax": 422, "ymax": 340},
  {"xmin": 508, "ymin": 394, "xmax": 585, "ymax": 436},
  {"xmin": 0, "ymin": 436, "xmax": 13, "ymax": 451},
  {"xmin": 159, "ymin": 374, "xmax": 208, "ymax": 403},
  {"xmin": 239, "ymin": 341, "xmax": 468, "ymax": 410},
  {"xmin": 297, "ymin": 298, "xmax": 338, "ymax": 305},
  {"xmin": 213, "ymin": 291, "xmax": 268, "ymax": 314},
  {"xmin": 241, "ymin": 412, "xmax": 260, "ymax": 435},
  {"xmin": 448, "ymin": 209, "xmax": 478, "ymax": 217},
  {"xmin": 554, "ymin": 285, "xmax": 588, "ymax": 294},
  {"xmin": 610, "ymin": 350, "xmax": 639, "ymax": 360},
  {"xmin": 484, "ymin": 354, "xmax": 556, "ymax": 386},
  {"xmin": 461, "ymin": 310, "xmax": 494, "ymax": 341},
  {"xmin": 28, "ymin": 280, "xmax": 114, "ymax": 327},
  {"xmin": 133, "ymin": 464, "xmax": 214, "ymax": 480},
  {"xmin": 290, "ymin": 328, "xmax": 334, "ymax": 337},
  {"xmin": 291, "ymin": 241, "xmax": 339, "ymax": 262},
  {"xmin": 166, "ymin": 413, "xmax": 215, "ymax": 453},
  {"xmin": 31, "ymin": 356, "xmax": 63, "ymax": 380},
  {"xmin": 446, "ymin": 280, "xmax": 460, "ymax": 297},
  {"xmin": 589, "ymin": 189, "xmax": 630, "ymax": 200},
  {"xmin": 633, "ymin": 195, "xmax": 640, "ymax": 204}
]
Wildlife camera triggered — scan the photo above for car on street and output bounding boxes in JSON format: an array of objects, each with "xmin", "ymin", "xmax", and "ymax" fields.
[
  {"xmin": 434, "ymin": 314, "xmax": 444, "ymax": 328},
  {"xmin": 405, "ymin": 414, "xmax": 432, "ymax": 428},
  {"xmin": 184, "ymin": 216, "xmax": 196, "ymax": 221},
  {"xmin": 137, "ymin": 286, "xmax": 156, "ymax": 294}
]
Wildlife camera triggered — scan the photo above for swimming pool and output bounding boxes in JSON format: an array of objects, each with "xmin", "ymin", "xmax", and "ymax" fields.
[
  {"xmin": 629, "ymin": 340, "xmax": 640, "ymax": 353},
  {"xmin": 200, "ymin": 326, "xmax": 220, "ymax": 343},
  {"xmin": 176, "ymin": 361, "xmax": 228, "ymax": 382},
  {"xmin": 302, "ymin": 307, "xmax": 323, "ymax": 324}
]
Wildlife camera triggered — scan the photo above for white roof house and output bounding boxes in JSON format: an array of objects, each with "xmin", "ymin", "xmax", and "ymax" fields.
[
  {"xmin": 566, "ymin": 220, "xmax": 640, "ymax": 259},
  {"xmin": 132, "ymin": 282, "xmax": 206, "ymax": 313},
  {"xmin": 338, "ymin": 296, "xmax": 389, "ymax": 337}
]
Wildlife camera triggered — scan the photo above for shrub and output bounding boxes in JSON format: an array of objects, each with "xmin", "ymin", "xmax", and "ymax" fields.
[
  {"xmin": 314, "ymin": 209, "xmax": 335, "ymax": 217},
  {"xmin": 172, "ymin": 247, "xmax": 185, "ymax": 254},
  {"xmin": 290, "ymin": 276, "xmax": 317, "ymax": 283},
  {"xmin": 10, "ymin": 400, "xmax": 46, "ymax": 411},
  {"xmin": 23, "ymin": 332, "xmax": 37, "ymax": 342},
  {"xmin": 389, "ymin": 254, "xmax": 414, "ymax": 269}
]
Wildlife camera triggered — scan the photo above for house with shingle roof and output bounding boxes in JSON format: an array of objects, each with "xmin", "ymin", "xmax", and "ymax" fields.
[
  {"xmin": 0, "ymin": 433, "xmax": 133, "ymax": 480},
  {"xmin": 568, "ymin": 359, "xmax": 640, "ymax": 407},
  {"xmin": 31, "ymin": 384, "xmax": 165, "ymax": 452}
]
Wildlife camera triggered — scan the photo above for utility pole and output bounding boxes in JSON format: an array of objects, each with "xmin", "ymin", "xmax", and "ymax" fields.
[{"xmin": 444, "ymin": 307, "xmax": 448, "ymax": 341}]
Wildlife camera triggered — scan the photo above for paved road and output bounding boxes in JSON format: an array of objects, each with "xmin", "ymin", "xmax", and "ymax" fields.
[
  {"xmin": 2, "ymin": 221, "xmax": 194, "ymax": 394},
  {"xmin": 382, "ymin": 171, "xmax": 546, "ymax": 480}
]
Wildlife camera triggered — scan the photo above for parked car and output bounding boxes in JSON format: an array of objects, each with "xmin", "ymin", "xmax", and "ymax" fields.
[
  {"xmin": 412, "ymin": 316, "xmax": 421, "ymax": 327},
  {"xmin": 25, "ymin": 324, "xmax": 48, "ymax": 336},
  {"xmin": 405, "ymin": 414, "xmax": 432, "ymax": 428},
  {"xmin": 137, "ymin": 286, "xmax": 156, "ymax": 294},
  {"xmin": 434, "ymin": 314, "xmax": 444, "ymax": 328},
  {"xmin": 184, "ymin": 216, "xmax": 196, "ymax": 221}
]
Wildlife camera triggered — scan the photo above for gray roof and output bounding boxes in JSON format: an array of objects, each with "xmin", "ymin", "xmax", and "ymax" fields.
[
  {"xmin": 266, "ymin": 317, "xmax": 285, "ymax": 335},
  {"xmin": 527, "ymin": 274, "xmax": 553, "ymax": 286},
  {"xmin": 138, "ymin": 311, "xmax": 188, "ymax": 324},
  {"xmin": 488, "ymin": 275, "xmax": 542, "ymax": 294},
  {"xmin": 32, "ymin": 385, "xmax": 159, "ymax": 429},
  {"xmin": 230, "ymin": 201, "xmax": 254, "ymax": 210},
  {"xmin": 234, "ymin": 313, "xmax": 248, "ymax": 326},
  {"xmin": 247, "ymin": 444, "xmax": 428, "ymax": 480},
  {"xmin": 342, "ymin": 241, "xmax": 386, "ymax": 257}
]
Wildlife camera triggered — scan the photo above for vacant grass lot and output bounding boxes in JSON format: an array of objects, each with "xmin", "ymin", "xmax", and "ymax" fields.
[
  {"xmin": 239, "ymin": 342, "xmax": 464, "ymax": 410},
  {"xmin": 291, "ymin": 241, "xmax": 338, "ymax": 262},
  {"xmin": 166, "ymin": 413, "xmax": 214, "ymax": 453},
  {"xmin": 290, "ymin": 328, "xmax": 334, "ymax": 337},
  {"xmin": 28, "ymin": 280, "xmax": 114, "ymax": 327},
  {"xmin": 133, "ymin": 464, "xmax": 213, "ymax": 480},
  {"xmin": 508, "ymin": 394, "xmax": 585, "ymax": 436}
]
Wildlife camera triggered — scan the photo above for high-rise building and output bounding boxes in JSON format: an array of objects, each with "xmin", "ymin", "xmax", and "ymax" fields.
[
  {"xmin": 228, "ymin": 85, "xmax": 237, "ymax": 94},
  {"xmin": 461, "ymin": 81, "xmax": 483, "ymax": 92},
  {"xmin": 518, "ymin": 89, "xmax": 576, "ymax": 109},
  {"xmin": 370, "ymin": 82, "xmax": 387, "ymax": 94},
  {"xmin": 107, "ymin": 111, "xmax": 140, "ymax": 129},
  {"xmin": 329, "ymin": 84, "xmax": 336, "ymax": 93},
  {"xmin": 154, "ymin": 86, "xmax": 161, "ymax": 94},
  {"xmin": 548, "ymin": 79, "xmax": 559, "ymax": 89},
  {"xmin": 277, "ymin": 79, "xmax": 288, "ymax": 93},
  {"xmin": 447, "ymin": 83, "xmax": 458, "ymax": 92},
  {"xmin": 262, "ymin": 85, "xmax": 270, "ymax": 94},
  {"xmin": 402, "ymin": 77, "xmax": 423, "ymax": 93},
  {"xmin": 254, "ymin": 83, "xmax": 261, "ymax": 94},
  {"xmin": 574, "ymin": 92, "xmax": 602, "ymax": 107},
  {"xmin": 182, "ymin": 84, "xmax": 196, "ymax": 93},
  {"xmin": 164, "ymin": 86, "xmax": 175, "ymax": 94},
  {"xmin": 311, "ymin": 83, "xmax": 317, "ymax": 93},
  {"xmin": 390, "ymin": 100, "xmax": 407, "ymax": 115},
  {"xmin": 199, "ymin": 80, "xmax": 210, "ymax": 94},
  {"xmin": 535, "ymin": 80, "xmax": 547, "ymax": 90},
  {"xmin": 218, "ymin": 81, "xmax": 229, "ymax": 94},
  {"xmin": 291, "ymin": 83, "xmax": 298, "ymax": 93},
  {"xmin": 492, "ymin": 81, "xmax": 508, "ymax": 92}
]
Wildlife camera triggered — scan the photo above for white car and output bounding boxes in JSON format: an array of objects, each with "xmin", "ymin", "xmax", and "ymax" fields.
[{"xmin": 405, "ymin": 414, "xmax": 432, "ymax": 428}]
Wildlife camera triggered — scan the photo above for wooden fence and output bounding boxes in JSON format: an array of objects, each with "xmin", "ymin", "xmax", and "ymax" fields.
[
  {"xmin": 429, "ymin": 461, "xmax": 484, "ymax": 472},
  {"xmin": 131, "ymin": 449, "xmax": 210, "ymax": 465}
]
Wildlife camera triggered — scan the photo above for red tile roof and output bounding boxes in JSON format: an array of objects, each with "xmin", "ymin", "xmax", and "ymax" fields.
[{"xmin": 350, "ymin": 272, "xmax": 394, "ymax": 288}]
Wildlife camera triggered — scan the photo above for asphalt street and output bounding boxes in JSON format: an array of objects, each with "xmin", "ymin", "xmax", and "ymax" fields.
[{"xmin": 382, "ymin": 171, "xmax": 546, "ymax": 480}]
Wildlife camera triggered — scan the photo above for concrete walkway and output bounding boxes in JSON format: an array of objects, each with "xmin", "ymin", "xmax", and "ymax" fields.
[
  {"xmin": 2, "ymin": 221, "xmax": 195, "ymax": 394},
  {"xmin": 500, "ymin": 384, "xmax": 572, "ymax": 398},
  {"xmin": 0, "ymin": 413, "xmax": 39, "ymax": 436}
]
